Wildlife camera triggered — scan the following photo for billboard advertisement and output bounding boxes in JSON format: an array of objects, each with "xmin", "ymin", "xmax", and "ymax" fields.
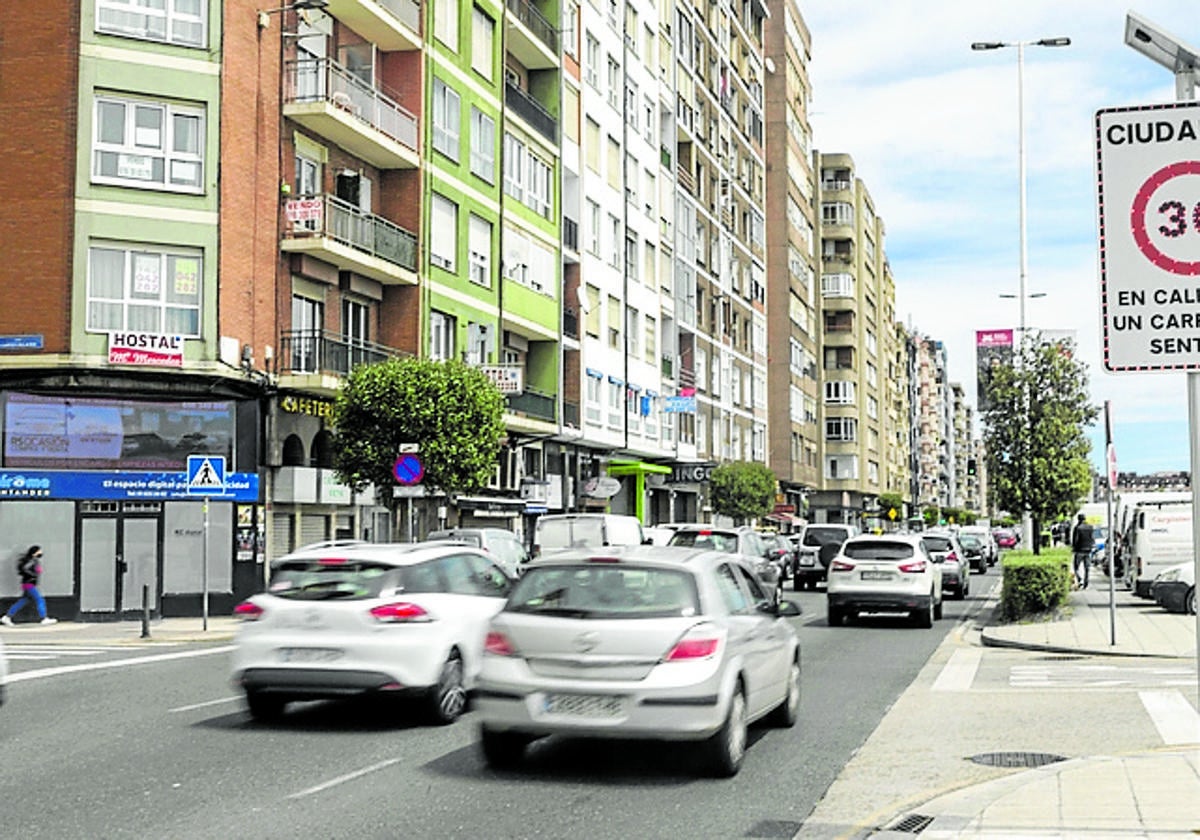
[{"xmin": 976, "ymin": 329, "xmax": 1014, "ymax": 412}]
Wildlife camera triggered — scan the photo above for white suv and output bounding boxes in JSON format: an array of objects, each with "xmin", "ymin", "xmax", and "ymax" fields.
[{"xmin": 825, "ymin": 533, "xmax": 943, "ymax": 627}]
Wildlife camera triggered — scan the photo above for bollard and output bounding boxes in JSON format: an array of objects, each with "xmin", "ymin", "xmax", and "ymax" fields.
[{"xmin": 141, "ymin": 584, "xmax": 150, "ymax": 639}]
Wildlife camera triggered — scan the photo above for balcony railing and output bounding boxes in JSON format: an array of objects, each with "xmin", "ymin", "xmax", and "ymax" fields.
[
  {"xmin": 563, "ymin": 400, "xmax": 579, "ymax": 428},
  {"xmin": 505, "ymin": 0, "xmax": 558, "ymax": 53},
  {"xmin": 284, "ymin": 58, "xmax": 419, "ymax": 153},
  {"xmin": 279, "ymin": 329, "xmax": 409, "ymax": 377},
  {"xmin": 374, "ymin": 0, "xmax": 420, "ymax": 31},
  {"xmin": 507, "ymin": 387, "xmax": 556, "ymax": 421},
  {"xmin": 563, "ymin": 306, "xmax": 578, "ymax": 339},
  {"xmin": 504, "ymin": 81, "xmax": 557, "ymax": 143},
  {"xmin": 562, "ymin": 216, "xmax": 579, "ymax": 252},
  {"xmin": 286, "ymin": 194, "xmax": 418, "ymax": 272}
]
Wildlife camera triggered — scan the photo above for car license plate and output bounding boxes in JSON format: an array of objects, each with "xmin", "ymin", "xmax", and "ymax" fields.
[
  {"xmin": 799, "ymin": 556, "xmax": 815, "ymax": 566},
  {"xmin": 278, "ymin": 647, "xmax": 343, "ymax": 663},
  {"xmin": 860, "ymin": 570, "xmax": 893, "ymax": 581},
  {"xmin": 543, "ymin": 693, "xmax": 623, "ymax": 718}
]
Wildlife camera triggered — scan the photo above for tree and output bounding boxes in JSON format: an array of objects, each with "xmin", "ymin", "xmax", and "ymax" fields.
[
  {"xmin": 331, "ymin": 357, "xmax": 506, "ymax": 509},
  {"xmin": 981, "ymin": 334, "xmax": 1098, "ymax": 554},
  {"xmin": 878, "ymin": 492, "xmax": 905, "ymax": 528},
  {"xmin": 709, "ymin": 461, "xmax": 777, "ymax": 523}
]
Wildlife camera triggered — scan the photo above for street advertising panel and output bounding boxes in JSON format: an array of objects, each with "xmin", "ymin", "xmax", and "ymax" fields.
[{"xmin": 976, "ymin": 329, "xmax": 1014, "ymax": 412}]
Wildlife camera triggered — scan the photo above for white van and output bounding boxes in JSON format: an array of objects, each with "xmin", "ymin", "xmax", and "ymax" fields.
[
  {"xmin": 1126, "ymin": 499, "xmax": 1193, "ymax": 598},
  {"xmin": 531, "ymin": 513, "xmax": 647, "ymax": 559}
]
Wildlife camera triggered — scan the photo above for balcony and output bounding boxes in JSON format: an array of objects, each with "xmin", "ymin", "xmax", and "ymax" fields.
[
  {"xmin": 504, "ymin": 0, "xmax": 558, "ymax": 69},
  {"xmin": 278, "ymin": 329, "xmax": 410, "ymax": 378},
  {"xmin": 281, "ymin": 194, "xmax": 418, "ymax": 285},
  {"xmin": 507, "ymin": 387, "xmax": 556, "ymax": 422},
  {"xmin": 505, "ymin": 80, "xmax": 557, "ymax": 144},
  {"xmin": 284, "ymin": 58, "xmax": 419, "ymax": 169},
  {"xmin": 562, "ymin": 216, "xmax": 579, "ymax": 253},
  {"xmin": 563, "ymin": 306, "xmax": 578, "ymax": 339},
  {"xmin": 324, "ymin": 0, "xmax": 420, "ymax": 51}
]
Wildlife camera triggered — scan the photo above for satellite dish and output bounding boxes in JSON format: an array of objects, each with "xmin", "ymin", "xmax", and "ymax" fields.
[
  {"xmin": 764, "ymin": 57, "xmax": 776, "ymax": 74},
  {"xmin": 575, "ymin": 285, "xmax": 591, "ymax": 312}
]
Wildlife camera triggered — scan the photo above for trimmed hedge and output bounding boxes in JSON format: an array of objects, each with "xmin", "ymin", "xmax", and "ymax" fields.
[{"xmin": 999, "ymin": 548, "xmax": 1073, "ymax": 622}]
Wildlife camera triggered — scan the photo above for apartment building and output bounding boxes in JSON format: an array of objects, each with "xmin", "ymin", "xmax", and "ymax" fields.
[
  {"xmin": 909, "ymin": 332, "xmax": 951, "ymax": 513},
  {"xmin": 809, "ymin": 153, "xmax": 896, "ymax": 525},
  {"xmin": 763, "ymin": 0, "xmax": 820, "ymax": 528}
]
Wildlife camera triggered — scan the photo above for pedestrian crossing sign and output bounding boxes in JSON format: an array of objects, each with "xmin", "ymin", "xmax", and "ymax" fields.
[{"xmin": 187, "ymin": 455, "xmax": 226, "ymax": 494}]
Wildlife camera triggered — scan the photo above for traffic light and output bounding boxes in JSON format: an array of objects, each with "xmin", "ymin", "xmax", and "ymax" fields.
[{"xmin": 967, "ymin": 458, "xmax": 977, "ymax": 476}]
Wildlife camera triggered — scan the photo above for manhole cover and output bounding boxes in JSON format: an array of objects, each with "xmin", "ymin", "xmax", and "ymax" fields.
[
  {"xmin": 969, "ymin": 751, "xmax": 1067, "ymax": 768},
  {"xmin": 745, "ymin": 819, "xmax": 803, "ymax": 838},
  {"xmin": 883, "ymin": 813, "xmax": 934, "ymax": 833}
]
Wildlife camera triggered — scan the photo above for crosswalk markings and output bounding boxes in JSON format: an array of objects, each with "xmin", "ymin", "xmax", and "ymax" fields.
[
  {"xmin": 4, "ymin": 643, "xmax": 179, "ymax": 661},
  {"xmin": 932, "ymin": 648, "xmax": 983, "ymax": 692},
  {"xmin": 1139, "ymin": 690, "xmax": 1200, "ymax": 745},
  {"xmin": 1010, "ymin": 663, "xmax": 1196, "ymax": 690}
]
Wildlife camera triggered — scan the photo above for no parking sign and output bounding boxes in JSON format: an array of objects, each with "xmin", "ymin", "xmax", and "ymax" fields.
[{"xmin": 1096, "ymin": 100, "xmax": 1200, "ymax": 371}]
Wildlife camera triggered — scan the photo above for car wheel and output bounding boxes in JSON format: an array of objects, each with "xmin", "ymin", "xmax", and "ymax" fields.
[
  {"xmin": 703, "ymin": 685, "xmax": 747, "ymax": 777},
  {"xmin": 793, "ymin": 576, "xmax": 804, "ymax": 592},
  {"xmin": 933, "ymin": 595, "xmax": 943, "ymax": 621},
  {"xmin": 480, "ymin": 725, "xmax": 530, "ymax": 769},
  {"xmin": 914, "ymin": 599, "xmax": 934, "ymax": 628},
  {"xmin": 426, "ymin": 650, "xmax": 467, "ymax": 725},
  {"xmin": 963, "ymin": 577, "xmax": 970, "ymax": 597},
  {"xmin": 245, "ymin": 690, "xmax": 286, "ymax": 722},
  {"xmin": 827, "ymin": 602, "xmax": 844, "ymax": 626},
  {"xmin": 1188, "ymin": 586, "xmax": 1196, "ymax": 616},
  {"xmin": 765, "ymin": 656, "xmax": 801, "ymax": 728}
]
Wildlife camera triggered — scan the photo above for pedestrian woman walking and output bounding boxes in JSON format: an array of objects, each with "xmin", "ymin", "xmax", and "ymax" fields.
[{"xmin": 1, "ymin": 545, "xmax": 57, "ymax": 626}]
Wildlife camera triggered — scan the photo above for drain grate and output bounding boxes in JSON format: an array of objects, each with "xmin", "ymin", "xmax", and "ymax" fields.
[
  {"xmin": 1037, "ymin": 654, "xmax": 1085, "ymax": 661},
  {"xmin": 744, "ymin": 819, "xmax": 803, "ymax": 838},
  {"xmin": 969, "ymin": 751, "xmax": 1067, "ymax": 768},
  {"xmin": 883, "ymin": 813, "xmax": 935, "ymax": 833}
]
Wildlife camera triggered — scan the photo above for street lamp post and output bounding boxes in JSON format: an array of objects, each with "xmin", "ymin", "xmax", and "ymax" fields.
[{"xmin": 971, "ymin": 36, "xmax": 1070, "ymax": 549}]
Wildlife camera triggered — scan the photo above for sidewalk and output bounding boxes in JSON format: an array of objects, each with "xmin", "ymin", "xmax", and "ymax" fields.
[
  {"xmin": 866, "ymin": 575, "xmax": 1200, "ymax": 839},
  {"xmin": 0, "ymin": 614, "xmax": 239, "ymax": 645}
]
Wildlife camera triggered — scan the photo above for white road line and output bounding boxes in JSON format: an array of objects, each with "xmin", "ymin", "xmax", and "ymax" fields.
[
  {"xmin": 1139, "ymin": 690, "xmax": 1200, "ymax": 745},
  {"xmin": 6, "ymin": 645, "xmax": 235, "ymax": 683},
  {"xmin": 6, "ymin": 654, "xmax": 60, "ymax": 661},
  {"xmin": 169, "ymin": 696, "xmax": 241, "ymax": 714},
  {"xmin": 287, "ymin": 758, "xmax": 403, "ymax": 800},
  {"xmin": 932, "ymin": 648, "xmax": 982, "ymax": 692}
]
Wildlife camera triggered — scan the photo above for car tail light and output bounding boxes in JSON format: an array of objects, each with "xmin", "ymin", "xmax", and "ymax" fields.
[
  {"xmin": 946, "ymin": 551, "xmax": 959, "ymax": 562},
  {"xmin": 484, "ymin": 631, "xmax": 516, "ymax": 656},
  {"xmin": 830, "ymin": 559, "xmax": 855, "ymax": 572},
  {"xmin": 898, "ymin": 560, "xmax": 927, "ymax": 574},
  {"xmin": 664, "ymin": 625, "xmax": 724, "ymax": 661},
  {"xmin": 318, "ymin": 557, "xmax": 348, "ymax": 566},
  {"xmin": 586, "ymin": 556, "xmax": 621, "ymax": 564},
  {"xmin": 369, "ymin": 602, "xmax": 431, "ymax": 623},
  {"xmin": 233, "ymin": 600, "xmax": 263, "ymax": 621}
]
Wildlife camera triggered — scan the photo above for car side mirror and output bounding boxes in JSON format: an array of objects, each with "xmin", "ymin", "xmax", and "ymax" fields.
[{"xmin": 775, "ymin": 600, "xmax": 802, "ymax": 617}]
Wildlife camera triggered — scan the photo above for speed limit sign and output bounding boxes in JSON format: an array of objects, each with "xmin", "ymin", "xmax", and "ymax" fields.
[{"xmin": 1096, "ymin": 100, "xmax": 1200, "ymax": 371}]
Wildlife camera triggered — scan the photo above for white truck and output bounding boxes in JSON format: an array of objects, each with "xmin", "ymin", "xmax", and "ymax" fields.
[{"xmin": 1124, "ymin": 498, "xmax": 1193, "ymax": 598}]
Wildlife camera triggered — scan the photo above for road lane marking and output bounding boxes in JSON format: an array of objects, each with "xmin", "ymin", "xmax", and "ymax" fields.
[
  {"xmin": 6, "ymin": 645, "xmax": 234, "ymax": 683},
  {"xmin": 287, "ymin": 758, "xmax": 403, "ymax": 799},
  {"xmin": 169, "ymin": 696, "xmax": 241, "ymax": 714},
  {"xmin": 1139, "ymin": 690, "xmax": 1200, "ymax": 745},
  {"xmin": 932, "ymin": 648, "xmax": 981, "ymax": 692}
]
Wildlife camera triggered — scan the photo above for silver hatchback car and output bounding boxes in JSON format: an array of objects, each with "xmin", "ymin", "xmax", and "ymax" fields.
[{"xmin": 474, "ymin": 545, "xmax": 802, "ymax": 777}]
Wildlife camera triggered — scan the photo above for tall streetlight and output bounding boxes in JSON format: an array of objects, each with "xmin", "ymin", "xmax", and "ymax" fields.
[{"xmin": 971, "ymin": 36, "xmax": 1070, "ymax": 549}]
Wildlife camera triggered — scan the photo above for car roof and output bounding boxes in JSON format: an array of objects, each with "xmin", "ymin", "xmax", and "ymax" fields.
[
  {"xmin": 520, "ymin": 543, "xmax": 745, "ymax": 571},
  {"xmin": 845, "ymin": 533, "xmax": 925, "ymax": 547},
  {"xmin": 274, "ymin": 541, "xmax": 488, "ymax": 569}
]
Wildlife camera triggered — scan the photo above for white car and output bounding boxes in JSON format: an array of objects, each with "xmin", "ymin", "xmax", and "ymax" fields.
[
  {"xmin": 230, "ymin": 541, "xmax": 515, "ymax": 724},
  {"xmin": 825, "ymin": 533, "xmax": 944, "ymax": 627},
  {"xmin": 475, "ymin": 545, "xmax": 802, "ymax": 777}
]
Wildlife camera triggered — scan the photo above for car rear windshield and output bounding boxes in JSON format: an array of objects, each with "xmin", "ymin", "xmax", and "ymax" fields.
[
  {"xmin": 843, "ymin": 541, "xmax": 916, "ymax": 562},
  {"xmin": 922, "ymin": 536, "xmax": 952, "ymax": 552},
  {"xmin": 667, "ymin": 530, "xmax": 738, "ymax": 552},
  {"xmin": 507, "ymin": 565, "xmax": 700, "ymax": 618},
  {"xmin": 428, "ymin": 531, "xmax": 483, "ymax": 547},
  {"xmin": 268, "ymin": 560, "xmax": 402, "ymax": 600},
  {"xmin": 958, "ymin": 535, "xmax": 983, "ymax": 549},
  {"xmin": 803, "ymin": 527, "xmax": 850, "ymax": 547},
  {"xmin": 537, "ymin": 518, "xmax": 605, "ymax": 549}
]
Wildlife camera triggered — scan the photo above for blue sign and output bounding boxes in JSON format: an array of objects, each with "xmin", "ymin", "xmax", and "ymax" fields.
[
  {"xmin": 393, "ymin": 454, "xmax": 424, "ymax": 486},
  {"xmin": 0, "ymin": 469, "xmax": 259, "ymax": 501},
  {"xmin": 664, "ymin": 396, "xmax": 697, "ymax": 414},
  {"xmin": 0, "ymin": 335, "xmax": 44, "ymax": 350},
  {"xmin": 187, "ymin": 455, "xmax": 226, "ymax": 494}
]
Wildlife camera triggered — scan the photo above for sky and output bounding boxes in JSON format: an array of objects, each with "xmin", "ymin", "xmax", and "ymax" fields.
[{"xmin": 800, "ymin": 1, "xmax": 1196, "ymax": 476}]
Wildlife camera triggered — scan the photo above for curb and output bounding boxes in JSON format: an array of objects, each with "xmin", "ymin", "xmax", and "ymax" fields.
[{"xmin": 979, "ymin": 627, "xmax": 1193, "ymax": 660}]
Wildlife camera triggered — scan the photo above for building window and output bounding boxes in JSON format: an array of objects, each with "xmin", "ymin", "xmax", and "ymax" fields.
[
  {"xmin": 87, "ymin": 243, "xmax": 202, "ymax": 337},
  {"xmin": 468, "ymin": 214, "xmax": 492, "ymax": 288},
  {"xmin": 432, "ymin": 78, "xmax": 461, "ymax": 161},
  {"xmin": 430, "ymin": 193, "xmax": 457, "ymax": 271},
  {"xmin": 470, "ymin": 6, "xmax": 494, "ymax": 79},
  {"xmin": 470, "ymin": 107, "xmax": 496, "ymax": 183},
  {"xmin": 291, "ymin": 293, "xmax": 323, "ymax": 372},
  {"xmin": 825, "ymin": 455, "xmax": 858, "ymax": 480},
  {"xmin": 434, "ymin": 0, "xmax": 458, "ymax": 50},
  {"xmin": 563, "ymin": 2, "xmax": 578, "ymax": 58},
  {"xmin": 825, "ymin": 417, "xmax": 857, "ymax": 442},
  {"xmin": 587, "ymin": 199, "xmax": 600, "ymax": 255},
  {"xmin": 825, "ymin": 380, "xmax": 856, "ymax": 404},
  {"xmin": 585, "ymin": 284, "xmax": 601, "ymax": 337},
  {"xmin": 93, "ymin": 96, "xmax": 204, "ymax": 193},
  {"xmin": 95, "ymin": 0, "xmax": 205, "ymax": 48},
  {"xmin": 430, "ymin": 311, "xmax": 455, "ymax": 360},
  {"xmin": 585, "ymin": 33, "xmax": 599, "ymax": 88},
  {"xmin": 607, "ymin": 56, "xmax": 621, "ymax": 110},
  {"xmin": 607, "ymin": 295, "xmax": 621, "ymax": 349}
]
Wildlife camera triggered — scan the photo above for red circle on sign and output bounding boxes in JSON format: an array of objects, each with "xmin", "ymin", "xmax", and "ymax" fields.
[
  {"xmin": 393, "ymin": 454, "xmax": 424, "ymax": 485},
  {"xmin": 1130, "ymin": 160, "xmax": 1200, "ymax": 275}
]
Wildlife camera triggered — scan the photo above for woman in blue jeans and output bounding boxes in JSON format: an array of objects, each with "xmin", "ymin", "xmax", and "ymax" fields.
[{"xmin": 1, "ymin": 545, "xmax": 56, "ymax": 626}]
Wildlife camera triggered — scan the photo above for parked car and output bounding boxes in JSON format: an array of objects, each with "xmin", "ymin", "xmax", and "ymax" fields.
[
  {"xmin": 474, "ymin": 544, "xmax": 802, "ymax": 777},
  {"xmin": 955, "ymin": 532, "xmax": 989, "ymax": 575},
  {"xmin": 426, "ymin": 527, "xmax": 529, "ymax": 577},
  {"xmin": 825, "ymin": 533, "xmax": 944, "ymax": 627},
  {"xmin": 792, "ymin": 523, "xmax": 858, "ymax": 590},
  {"xmin": 957, "ymin": 525, "xmax": 997, "ymax": 566},
  {"xmin": 667, "ymin": 525, "xmax": 784, "ymax": 602},
  {"xmin": 531, "ymin": 513, "xmax": 647, "ymax": 559},
  {"xmin": 922, "ymin": 531, "xmax": 971, "ymax": 598},
  {"xmin": 1150, "ymin": 561, "xmax": 1196, "ymax": 615},
  {"xmin": 230, "ymin": 541, "xmax": 515, "ymax": 724}
]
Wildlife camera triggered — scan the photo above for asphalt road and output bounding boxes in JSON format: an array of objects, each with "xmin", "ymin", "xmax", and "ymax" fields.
[{"xmin": 0, "ymin": 574, "xmax": 996, "ymax": 840}]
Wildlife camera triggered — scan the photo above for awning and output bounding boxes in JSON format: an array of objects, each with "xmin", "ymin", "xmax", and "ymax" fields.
[
  {"xmin": 765, "ymin": 512, "xmax": 803, "ymax": 525},
  {"xmin": 606, "ymin": 460, "xmax": 672, "ymax": 476},
  {"xmin": 455, "ymin": 496, "xmax": 525, "ymax": 514}
]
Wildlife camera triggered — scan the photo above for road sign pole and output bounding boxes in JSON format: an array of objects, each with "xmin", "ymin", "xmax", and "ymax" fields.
[
  {"xmin": 1104, "ymin": 401, "xmax": 1116, "ymax": 646},
  {"xmin": 202, "ymin": 495, "xmax": 209, "ymax": 632}
]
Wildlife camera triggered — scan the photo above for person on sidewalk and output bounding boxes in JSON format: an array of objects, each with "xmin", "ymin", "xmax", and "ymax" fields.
[
  {"xmin": 1, "ymin": 545, "xmax": 57, "ymax": 626},
  {"xmin": 1070, "ymin": 514, "xmax": 1094, "ymax": 590}
]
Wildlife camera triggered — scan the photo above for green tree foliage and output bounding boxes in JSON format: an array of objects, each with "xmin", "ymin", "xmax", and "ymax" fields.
[
  {"xmin": 709, "ymin": 461, "xmax": 777, "ymax": 523},
  {"xmin": 878, "ymin": 492, "xmax": 905, "ymax": 525},
  {"xmin": 331, "ymin": 358, "xmax": 506, "ymax": 508},
  {"xmin": 981, "ymin": 334, "xmax": 1098, "ymax": 555}
]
